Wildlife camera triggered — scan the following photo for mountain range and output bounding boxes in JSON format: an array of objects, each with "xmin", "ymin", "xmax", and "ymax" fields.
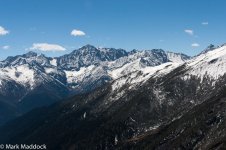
[
  {"xmin": 1, "ymin": 43, "xmax": 226, "ymax": 149},
  {"xmin": 0, "ymin": 44, "xmax": 189, "ymax": 125}
]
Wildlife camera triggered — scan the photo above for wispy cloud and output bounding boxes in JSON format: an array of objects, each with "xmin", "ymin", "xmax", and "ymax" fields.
[
  {"xmin": 202, "ymin": 22, "xmax": 209, "ymax": 25},
  {"xmin": 29, "ymin": 43, "xmax": 66, "ymax": 52},
  {"xmin": 2, "ymin": 45, "xmax": 10, "ymax": 50},
  {"xmin": 71, "ymin": 29, "xmax": 86, "ymax": 36},
  {"xmin": 0, "ymin": 26, "xmax": 9, "ymax": 36},
  {"xmin": 184, "ymin": 29, "xmax": 194, "ymax": 36},
  {"xmin": 191, "ymin": 43, "xmax": 200, "ymax": 47}
]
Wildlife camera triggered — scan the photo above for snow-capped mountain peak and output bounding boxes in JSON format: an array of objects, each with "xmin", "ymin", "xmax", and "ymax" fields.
[
  {"xmin": 57, "ymin": 45, "xmax": 128, "ymax": 70},
  {"xmin": 198, "ymin": 44, "xmax": 219, "ymax": 55},
  {"xmin": 22, "ymin": 51, "xmax": 38, "ymax": 58}
]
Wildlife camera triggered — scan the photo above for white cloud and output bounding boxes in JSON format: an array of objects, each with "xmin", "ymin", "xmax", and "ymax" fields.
[
  {"xmin": 202, "ymin": 22, "xmax": 208, "ymax": 25},
  {"xmin": 2, "ymin": 45, "xmax": 10, "ymax": 50},
  {"xmin": 191, "ymin": 43, "xmax": 200, "ymax": 47},
  {"xmin": 71, "ymin": 29, "xmax": 86, "ymax": 36},
  {"xmin": 29, "ymin": 43, "xmax": 66, "ymax": 52},
  {"xmin": 0, "ymin": 26, "xmax": 9, "ymax": 35},
  {"xmin": 184, "ymin": 29, "xmax": 194, "ymax": 35}
]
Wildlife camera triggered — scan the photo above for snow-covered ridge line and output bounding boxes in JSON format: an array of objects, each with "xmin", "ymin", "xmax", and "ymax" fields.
[
  {"xmin": 186, "ymin": 45, "xmax": 226, "ymax": 80},
  {"xmin": 111, "ymin": 62, "xmax": 182, "ymax": 91}
]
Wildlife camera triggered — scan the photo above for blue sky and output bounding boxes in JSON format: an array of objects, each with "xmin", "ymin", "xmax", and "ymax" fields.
[{"xmin": 0, "ymin": 0, "xmax": 226, "ymax": 60}]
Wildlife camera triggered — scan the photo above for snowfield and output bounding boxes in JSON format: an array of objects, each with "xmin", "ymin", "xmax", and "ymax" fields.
[
  {"xmin": 0, "ymin": 64, "xmax": 35, "ymax": 87},
  {"xmin": 186, "ymin": 45, "xmax": 226, "ymax": 80}
]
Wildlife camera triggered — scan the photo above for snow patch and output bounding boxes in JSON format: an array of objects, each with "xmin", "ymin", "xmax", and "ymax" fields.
[
  {"xmin": 50, "ymin": 59, "xmax": 57, "ymax": 66},
  {"xmin": 0, "ymin": 64, "xmax": 35, "ymax": 88},
  {"xmin": 166, "ymin": 52, "xmax": 188, "ymax": 63},
  {"xmin": 45, "ymin": 67, "xmax": 57, "ymax": 74},
  {"xmin": 65, "ymin": 65, "xmax": 95, "ymax": 84}
]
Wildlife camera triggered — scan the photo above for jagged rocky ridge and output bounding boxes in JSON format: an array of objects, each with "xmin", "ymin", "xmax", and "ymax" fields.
[
  {"xmin": 0, "ymin": 45, "xmax": 189, "ymax": 125},
  {"xmin": 0, "ymin": 44, "xmax": 226, "ymax": 149}
]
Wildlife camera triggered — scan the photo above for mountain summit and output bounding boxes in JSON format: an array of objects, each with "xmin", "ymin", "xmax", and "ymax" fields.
[{"xmin": 57, "ymin": 45, "xmax": 128, "ymax": 70}]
